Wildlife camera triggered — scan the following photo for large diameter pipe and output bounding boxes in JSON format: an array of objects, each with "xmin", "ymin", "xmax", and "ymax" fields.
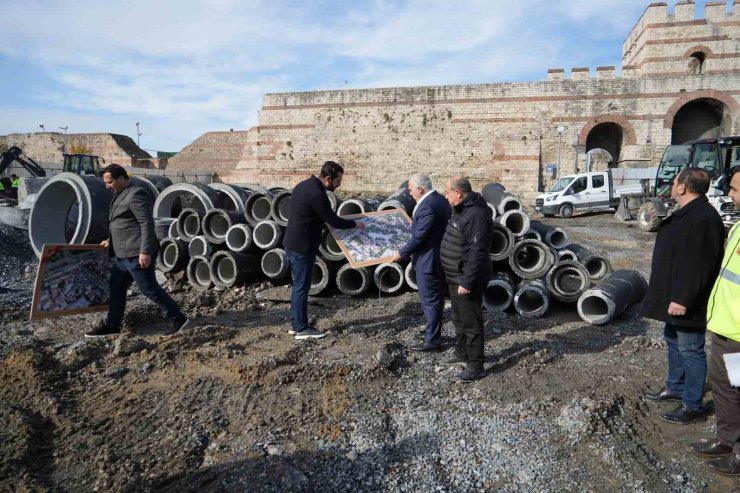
[
  {"xmin": 404, "ymin": 263, "xmax": 418, "ymax": 291},
  {"xmin": 378, "ymin": 181, "xmax": 415, "ymax": 216},
  {"xmin": 528, "ymin": 220, "xmax": 569, "ymax": 250},
  {"xmin": 202, "ymin": 208, "xmax": 245, "ymax": 244},
  {"xmin": 557, "ymin": 248, "xmax": 578, "ymax": 262},
  {"xmin": 319, "ymin": 227, "xmax": 346, "ymax": 261},
  {"xmin": 186, "ymin": 255, "xmax": 213, "ymax": 291},
  {"xmin": 545, "ymin": 260, "xmax": 591, "ymax": 303},
  {"xmin": 209, "ymin": 250, "xmax": 260, "ymax": 288},
  {"xmin": 270, "ymin": 190, "xmax": 292, "ymax": 227},
  {"xmin": 495, "ymin": 210, "xmax": 531, "ymax": 238},
  {"xmin": 157, "ymin": 237, "xmax": 189, "ymax": 273},
  {"xmin": 153, "ymin": 182, "xmax": 221, "ymax": 219},
  {"xmin": 253, "ymin": 220, "xmax": 285, "ymax": 250},
  {"xmin": 208, "ymin": 183, "xmax": 250, "ymax": 212},
  {"xmin": 490, "ymin": 222, "xmax": 515, "ymax": 261},
  {"xmin": 309, "ymin": 257, "xmax": 341, "ymax": 295},
  {"xmin": 28, "ymin": 172, "xmax": 113, "ymax": 257},
  {"xmin": 133, "ymin": 175, "xmax": 172, "ymax": 198},
  {"xmin": 514, "ymin": 279, "xmax": 550, "ymax": 319},
  {"xmin": 487, "ymin": 203, "xmax": 498, "ymax": 221},
  {"xmin": 577, "ymin": 270, "xmax": 648, "ymax": 325},
  {"xmin": 244, "ymin": 191, "xmax": 273, "ymax": 226},
  {"xmin": 225, "ymin": 223, "xmax": 257, "ymax": 253},
  {"xmin": 521, "ymin": 228, "xmax": 541, "ymax": 242},
  {"xmin": 168, "ymin": 220, "xmax": 181, "ymax": 240},
  {"xmin": 176, "ymin": 208, "xmax": 204, "ymax": 242},
  {"xmin": 337, "ymin": 198, "xmax": 381, "ymax": 217},
  {"xmin": 566, "ymin": 244, "xmax": 613, "ymax": 282},
  {"xmin": 155, "ymin": 218, "xmax": 176, "ymax": 242},
  {"xmin": 261, "ymin": 248, "xmax": 290, "ymax": 280},
  {"xmin": 509, "ymin": 239, "xmax": 556, "ymax": 280},
  {"xmin": 336, "ymin": 263, "xmax": 373, "ymax": 296},
  {"xmin": 326, "ymin": 190, "xmax": 339, "ymax": 212},
  {"xmin": 188, "ymin": 235, "xmax": 218, "ymax": 258},
  {"xmin": 483, "ymin": 272, "xmax": 516, "ymax": 312},
  {"xmin": 482, "ymin": 183, "xmax": 523, "ymax": 215},
  {"xmin": 373, "ymin": 262, "xmax": 405, "ymax": 294}
]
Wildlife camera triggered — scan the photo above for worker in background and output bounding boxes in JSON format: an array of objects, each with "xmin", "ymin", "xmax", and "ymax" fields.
[
  {"xmin": 10, "ymin": 174, "xmax": 19, "ymax": 199},
  {"xmin": 438, "ymin": 175, "xmax": 493, "ymax": 382},
  {"xmin": 642, "ymin": 168, "xmax": 725, "ymax": 424},
  {"xmin": 688, "ymin": 166, "xmax": 740, "ymax": 476},
  {"xmin": 283, "ymin": 161, "xmax": 365, "ymax": 340}
]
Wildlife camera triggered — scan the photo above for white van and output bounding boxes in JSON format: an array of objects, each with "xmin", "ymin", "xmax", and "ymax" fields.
[{"xmin": 534, "ymin": 171, "xmax": 641, "ymax": 218}]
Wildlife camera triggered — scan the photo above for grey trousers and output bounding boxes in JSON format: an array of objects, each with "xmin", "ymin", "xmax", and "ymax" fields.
[{"xmin": 709, "ymin": 332, "xmax": 740, "ymax": 455}]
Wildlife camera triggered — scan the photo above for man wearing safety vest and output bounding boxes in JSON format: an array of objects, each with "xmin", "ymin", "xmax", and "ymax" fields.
[
  {"xmin": 10, "ymin": 174, "xmax": 20, "ymax": 198},
  {"xmin": 688, "ymin": 166, "xmax": 740, "ymax": 477}
]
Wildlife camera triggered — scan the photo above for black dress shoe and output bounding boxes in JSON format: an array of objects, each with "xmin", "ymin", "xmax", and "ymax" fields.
[
  {"xmin": 458, "ymin": 367, "xmax": 484, "ymax": 383},
  {"xmin": 644, "ymin": 388, "xmax": 682, "ymax": 402},
  {"xmin": 85, "ymin": 324, "xmax": 120, "ymax": 338},
  {"xmin": 704, "ymin": 453, "xmax": 740, "ymax": 477},
  {"xmin": 688, "ymin": 439, "xmax": 733, "ymax": 458},
  {"xmin": 660, "ymin": 404, "xmax": 705, "ymax": 424},
  {"xmin": 410, "ymin": 344, "xmax": 442, "ymax": 352}
]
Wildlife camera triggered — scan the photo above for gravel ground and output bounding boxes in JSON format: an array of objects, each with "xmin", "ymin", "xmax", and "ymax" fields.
[{"xmin": 0, "ymin": 213, "xmax": 736, "ymax": 492}]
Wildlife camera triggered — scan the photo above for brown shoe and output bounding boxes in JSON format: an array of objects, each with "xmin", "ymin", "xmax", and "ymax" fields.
[
  {"xmin": 687, "ymin": 439, "xmax": 733, "ymax": 459},
  {"xmin": 703, "ymin": 453, "xmax": 740, "ymax": 477}
]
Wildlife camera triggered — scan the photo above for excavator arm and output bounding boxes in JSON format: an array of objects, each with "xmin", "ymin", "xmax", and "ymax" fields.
[{"xmin": 0, "ymin": 146, "xmax": 46, "ymax": 177}]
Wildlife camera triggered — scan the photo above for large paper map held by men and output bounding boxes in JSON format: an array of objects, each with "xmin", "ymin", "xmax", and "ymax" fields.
[{"xmin": 328, "ymin": 209, "xmax": 413, "ymax": 268}]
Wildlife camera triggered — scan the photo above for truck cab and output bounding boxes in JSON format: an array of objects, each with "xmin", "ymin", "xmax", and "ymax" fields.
[{"xmin": 535, "ymin": 171, "xmax": 617, "ymax": 218}]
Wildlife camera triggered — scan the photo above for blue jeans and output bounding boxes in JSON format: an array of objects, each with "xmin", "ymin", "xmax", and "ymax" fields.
[
  {"xmin": 287, "ymin": 250, "xmax": 315, "ymax": 333},
  {"xmin": 106, "ymin": 256, "xmax": 183, "ymax": 329},
  {"xmin": 664, "ymin": 323, "xmax": 707, "ymax": 412}
]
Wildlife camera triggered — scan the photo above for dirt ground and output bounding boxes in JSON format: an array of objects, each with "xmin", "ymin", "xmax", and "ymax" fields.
[{"xmin": 1, "ymin": 212, "xmax": 738, "ymax": 492}]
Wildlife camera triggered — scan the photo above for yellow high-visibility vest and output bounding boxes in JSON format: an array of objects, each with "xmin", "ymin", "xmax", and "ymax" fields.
[
  {"xmin": 11, "ymin": 178, "xmax": 20, "ymax": 189},
  {"xmin": 707, "ymin": 222, "xmax": 740, "ymax": 341}
]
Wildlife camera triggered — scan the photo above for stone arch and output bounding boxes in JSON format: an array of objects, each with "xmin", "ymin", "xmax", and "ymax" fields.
[
  {"xmin": 585, "ymin": 123, "xmax": 623, "ymax": 165},
  {"xmin": 663, "ymin": 89, "xmax": 739, "ymax": 131},
  {"xmin": 668, "ymin": 95, "xmax": 735, "ymax": 144},
  {"xmin": 682, "ymin": 45, "xmax": 714, "ymax": 58},
  {"xmin": 577, "ymin": 114, "xmax": 636, "ymax": 147}
]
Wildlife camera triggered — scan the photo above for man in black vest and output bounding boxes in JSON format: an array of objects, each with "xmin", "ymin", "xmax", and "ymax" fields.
[
  {"xmin": 642, "ymin": 167, "xmax": 725, "ymax": 424},
  {"xmin": 439, "ymin": 175, "xmax": 493, "ymax": 382},
  {"xmin": 283, "ymin": 161, "xmax": 364, "ymax": 340}
]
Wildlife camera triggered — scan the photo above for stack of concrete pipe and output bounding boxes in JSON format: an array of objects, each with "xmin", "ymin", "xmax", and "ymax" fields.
[{"xmin": 480, "ymin": 183, "xmax": 642, "ymax": 325}]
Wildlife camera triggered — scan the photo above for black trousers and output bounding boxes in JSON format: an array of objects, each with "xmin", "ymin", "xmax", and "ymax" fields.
[
  {"xmin": 709, "ymin": 333, "xmax": 740, "ymax": 455},
  {"xmin": 448, "ymin": 282, "xmax": 484, "ymax": 370}
]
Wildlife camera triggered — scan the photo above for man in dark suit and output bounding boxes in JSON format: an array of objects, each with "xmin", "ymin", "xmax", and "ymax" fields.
[
  {"xmin": 85, "ymin": 164, "xmax": 189, "ymax": 337},
  {"xmin": 283, "ymin": 161, "xmax": 364, "ymax": 340},
  {"xmin": 392, "ymin": 174, "xmax": 451, "ymax": 351},
  {"xmin": 642, "ymin": 167, "xmax": 725, "ymax": 423}
]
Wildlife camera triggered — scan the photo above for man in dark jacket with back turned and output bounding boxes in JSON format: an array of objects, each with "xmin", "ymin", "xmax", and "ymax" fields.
[
  {"xmin": 439, "ymin": 175, "xmax": 493, "ymax": 382},
  {"xmin": 283, "ymin": 161, "xmax": 364, "ymax": 340},
  {"xmin": 642, "ymin": 167, "xmax": 725, "ymax": 424}
]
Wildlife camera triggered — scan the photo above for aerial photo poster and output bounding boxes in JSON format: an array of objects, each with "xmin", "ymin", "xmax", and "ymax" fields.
[
  {"xmin": 30, "ymin": 244, "xmax": 111, "ymax": 320},
  {"xmin": 328, "ymin": 208, "xmax": 413, "ymax": 268}
]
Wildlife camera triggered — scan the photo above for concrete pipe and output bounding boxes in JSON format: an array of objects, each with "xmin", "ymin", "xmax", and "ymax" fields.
[
  {"xmin": 225, "ymin": 224, "xmax": 257, "ymax": 253},
  {"xmin": 176, "ymin": 208, "xmax": 204, "ymax": 242},
  {"xmin": 558, "ymin": 248, "xmax": 578, "ymax": 262},
  {"xmin": 155, "ymin": 217, "xmax": 176, "ymax": 242},
  {"xmin": 261, "ymin": 248, "xmax": 291, "ymax": 280},
  {"xmin": 482, "ymin": 183, "xmax": 523, "ymax": 215},
  {"xmin": 319, "ymin": 227, "xmax": 346, "ymax": 261},
  {"xmin": 483, "ymin": 272, "xmax": 516, "ymax": 312},
  {"xmin": 508, "ymin": 239, "xmax": 556, "ymax": 280},
  {"xmin": 521, "ymin": 228, "xmax": 542, "ymax": 242},
  {"xmin": 234, "ymin": 183, "xmax": 269, "ymax": 195},
  {"xmin": 168, "ymin": 220, "xmax": 181, "ymax": 240},
  {"xmin": 378, "ymin": 181, "xmax": 415, "ymax": 216},
  {"xmin": 545, "ymin": 260, "xmax": 591, "ymax": 303},
  {"xmin": 326, "ymin": 190, "xmax": 339, "ymax": 212},
  {"xmin": 337, "ymin": 198, "xmax": 381, "ymax": 217},
  {"xmin": 373, "ymin": 262, "xmax": 405, "ymax": 294},
  {"xmin": 208, "ymin": 183, "xmax": 250, "ymax": 212},
  {"xmin": 270, "ymin": 190, "xmax": 292, "ymax": 227},
  {"xmin": 153, "ymin": 182, "xmax": 221, "ymax": 219},
  {"xmin": 309, "ymin": 257, "xmax": 341, "ymax": 295},
  {"xmin": 514, "ymin": 279, "xmax": 550, "ymax": 319},
  {"xmin": 487, "ymin": 203, "xmax": 498, "ymax": 221},
  {"xmin": 187, "ymin": 255, "xmax": 213, "ymax": 291},
  {"xmin": 188, "ymin": 235, "xmax": 216, "ymax": 259},
  {"xmin": 495, "ymin": 210, "xmax": 530, "ymax": 238},
  {"xmin": 528, "ymin": 220, "xmax": 569, "ymax": 250},
  {"xmin": 566, "ymin": 244, "xmax": 613, "ymax": 282},
  {"xmin": 490, "ymin": 222, "xmax": 515, "ymax": 261},
  {"xmin": 577, "ymin": 270, "xmax": 648, "ymax": 325},
  {"xmin": 253, "ymin": 220, "xmax": 285, "ymax": 250},
  {"xmin": 28, "ymin": 172, "xmax": 113, "ymax": 257},
  {"xmin": 336, "ymin": 263, "xmax": 372, "ymax": 296},
  {"xmin": 268, "ymin": 186, "xmax": 288, "ymax": 194},
  {"xmin": 244, "ymin": 191, "xmax": 273, "ymax": 226},
  {"xmin": 133, "ymin": 175, "xmax": 172, "ymax": 198},
  {"xmin": 202, "ymin": 209, "xmax": 245, "ymax": 244},
  {"xmin": 209, "ymin": 250, "xmax": 260, "ymax": 288},
  {"xmin": 404, "ymin": 263, "xmax": 418, "ymax": 291},
  {"xmin": 158, "ymin": 237, "xmax": 189, "ymax": 273}
]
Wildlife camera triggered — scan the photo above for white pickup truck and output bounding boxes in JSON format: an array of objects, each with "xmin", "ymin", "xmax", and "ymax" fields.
[{"xmin": 534, "ymin": 171, "xmax": 642, "ymax": 218}]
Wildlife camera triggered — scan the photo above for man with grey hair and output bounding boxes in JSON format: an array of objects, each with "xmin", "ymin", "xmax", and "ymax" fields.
[
  {"xmin": 439, "ymin": 175, "xmax": 493, "ymax": 382},
  {"xmin": 392, "ymin": 174, "xmax": 451, "ymax": 351}
]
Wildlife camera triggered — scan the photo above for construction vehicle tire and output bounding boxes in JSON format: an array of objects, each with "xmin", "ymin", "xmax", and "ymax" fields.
[{"xmin": 637, "ymin": 202, "xmax": 662, "ymax": 232}]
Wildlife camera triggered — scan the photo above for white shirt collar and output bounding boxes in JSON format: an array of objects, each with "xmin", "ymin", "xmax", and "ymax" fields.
[{"xmin": 413, "ymin": 189, "xmax": 435, "ymax": 216}]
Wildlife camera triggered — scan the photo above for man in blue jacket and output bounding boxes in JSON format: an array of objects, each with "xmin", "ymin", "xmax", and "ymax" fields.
[
  {"xmin": 392, "ymin": 174, "xmax": 451, "ymax": 351},
  {"xmin": 283, "ymin": 161, "xmax": 364, "ymax": 340}
]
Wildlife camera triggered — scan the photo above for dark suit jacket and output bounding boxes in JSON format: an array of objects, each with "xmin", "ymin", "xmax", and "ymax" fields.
[
  {"xmin": 108, "ymin": 183, "xmax": 158, "ymax": 259},
  {"xmin": 399, "ymin": 190, "xmax": 451, "ymax": 274}
]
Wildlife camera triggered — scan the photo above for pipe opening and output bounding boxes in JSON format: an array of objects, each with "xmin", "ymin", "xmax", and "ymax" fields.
[
  {"xmin": 217, "ymin": 257, "xmax": 236, "ymax": 283},
  {"xmin": 518, "ymin": 290, "xmax": 545, "ymax": 312},
  {"xmin": 31, "ymin": 181, "xmax": 84, "ymax": 250},
  {"xmin": 580, "ymin": 296, "xmax": 610, "ymax": 318},
  {"xmin": 515, "ymin": 246, "xmax": 544, "ymax": 270},
  {"xmin": 195, "ymin": 261, "xmax": 211, "ymax": 284},
  {"xmin": 553, "ymin": 269, "xmax": 588, "ymax": 295},
  {"xmin": 585, "ymin": 258, "xmax": 608, "ymax": 279},
  {"xmin": 490, "ymin": 229, "xmax": 511, "ymax": 255},
  {"xmin": 484, "ymin": 285, "xmax": 512, "ymax": 309},
  {"xmin": 277, "ymin": 197, "xmax": 291, "ymax": 221},
  {"xmin": 254, "ymin": 223, "xmax": 275, "ymax": 245},
  {"xmin": 168, "ymin": 221, "xmax": 179, "ymax": 238},
  {"xmin": 190, "ymin": 238, "xmax": 207, "ymax": 257},
  {"xmin": 339, "ymin": 202, "xmax": 362, "ymax": 216},
  {"xmin": 503, "ymin": 213, "xmax": 525, "ymax": 235},
  {"xmin": 377, "ymin": 266, "xmax": 402, "ymax": 290},
  {"xmin": 502, "ymin": 199, "xmax": 520, "ymax": 213},
  {"xmin": 163, "ymin": 243, "xmax": 179, "ymax": 266},
  {"xmin": 325, "ymin": 234, "xmax": 342, "ymax": 255},
  {"xmin": 183, "ymin": 214, "xmax": 200, "ymax": 237},
  {"xmin": 558, "ymin": 250, "xmax": 577, "ymax": 261},
  {"xmin": 339, "ymin": 269, "xmax": 365, "ymax": 292},
  {"xmin": 548, "ymin": 231, "xmax": 567, "ymax": 249},
  {"xmin": 262, "ymin": 251, "xmax": 284, "ymax": 276},
  {"xmin": 252, "ymin": 197, "xmax": 272, "ymax": 221},
  {"xmin": 210, "ymin": 214, "xmax": 230, "ymax": 236},
  {"xmin": 311, "ymin": 263, "xmax": 324, "ymax": 284}
]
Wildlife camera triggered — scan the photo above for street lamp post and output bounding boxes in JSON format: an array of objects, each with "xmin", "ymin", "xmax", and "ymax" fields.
[
  {"xmin": 555, "ymin": 124, "xmax": 568, "ymax": 180},
  {"xmin": 39, "ymin": 124, "xmax": 45, "ymax": 132},
  {"xmin": 136, "ymin": 122, "xmax": 142, "ymax": 148},
  {"xmin": 59, "ymin": 126, "xmax": 68, "ymax": 153}
]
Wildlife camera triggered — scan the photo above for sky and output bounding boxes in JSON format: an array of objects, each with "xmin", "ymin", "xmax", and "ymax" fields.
[{"xmin": 0, "ymin": 0, "xmax": 725, "ymax": 153}]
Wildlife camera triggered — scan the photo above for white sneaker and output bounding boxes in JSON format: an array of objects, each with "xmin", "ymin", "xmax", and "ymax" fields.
[{"xmin": 294, "ymin": 328, "xmax": 327, "ymax": 340}]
